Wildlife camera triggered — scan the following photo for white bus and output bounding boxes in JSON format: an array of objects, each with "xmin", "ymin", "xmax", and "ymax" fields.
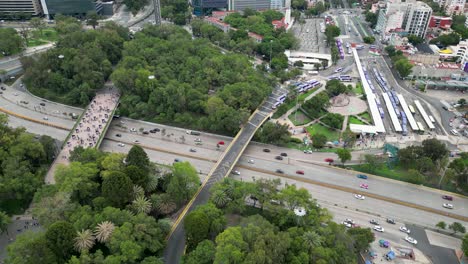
[
  {"xmin": 429, "ymin": 115, "xmax": 435, "ymax": 123},
  {"xmin": 408, "ymin": 105, "xmax": 415, "ymax": 114},
  {"xmin": 417, "ymin": 122, "xmax": 425, "ymax": 132},
  {"xmin": 272, "ymin": 101, "xmax": 282, "ymax": 109}
]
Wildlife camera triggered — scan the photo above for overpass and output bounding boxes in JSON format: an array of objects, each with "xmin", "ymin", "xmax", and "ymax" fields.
[
  {"xmin": 163, "ymin": 90, "xmax": 279, "ymax": 263},
  {"xmin": 44, "ymin": 87, "xmax": 120, "ymax": 184}
]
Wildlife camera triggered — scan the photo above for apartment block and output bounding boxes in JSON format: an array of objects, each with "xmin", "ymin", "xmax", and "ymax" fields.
[{"xmin": 0, "ymin": 0, "xmax": 42, "ymax": 16}]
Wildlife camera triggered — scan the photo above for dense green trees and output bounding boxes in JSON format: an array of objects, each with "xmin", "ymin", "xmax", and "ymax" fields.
[
  {"xmin": 7, "ymin": 146, "xmax": 202, "ymax": 263},
  {"xmin": 363, "ymin": 36, "xmax": 375, "ymax": 44},
  {"xmin": 124, "ymin": 0, "xmax": 149, "ymax": 15},
  {"xmin": 325, "ymin": 25, "xmax": 340, "ymax": 46},
  {"xmin": 0, "ymin": 114, "xmax": 53, "ymax": 214},
  {"xmin": 407, "ymin": 35, "xmax": 424, "ymax": 46},
  {"xmin": 112, "ymin": 25, "xmax": 273, "ymax": 135},
  {"xmin": 161, "ymin": 0, "xmax": 190, "ymax": 25},
  {"xmin": 0, "ymin": 28, "xmax": 24, "ymax": 56},
  {"xmin": 22, "ymin": 21, "xmax": 129, "ymax": 106},
  {"xmin": 337, "ymin": 148, "xmax": 352, "ymax": 165},
  {"xmin": 302, "ymin": 91, "xmax": 330, "ymax": 118},
  {"xmin": 365, "ymin": 11, "xmax": 378, "ymax": 28},
  {"xmin": 321, "ymin": 113, "xmax": 344, "ymax": 130},
  {"xmin": 451, "ymin": 15, "xmax": 468, "ymax": 40},
  {"xmin": 462, "ymin": 234, "xmax": 468, "ymax": 257},
  {"xmin": 185, "ymin": 178, "xmax": 365, "ymax": 264},
  {"xmin": 385, "ymin": 45, "xmax": 413, "ymax": 78},
  {"xmin": 254, "ymin": 122, "xmax": 291, "ymax": 146},
  {"xmin": 430, "ymin": 32, "xmax": 461, "ymax": 47}
]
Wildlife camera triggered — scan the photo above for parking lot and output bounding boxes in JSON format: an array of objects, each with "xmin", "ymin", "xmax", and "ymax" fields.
[{"xmin": 291, "ymin": 18, "xmax": 329, "ymax": 54}]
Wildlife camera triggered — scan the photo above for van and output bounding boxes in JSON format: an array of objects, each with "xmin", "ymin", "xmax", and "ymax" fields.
[{"xmin": 451, "ymin": 129, "xmax": 459, "ymax": 136}]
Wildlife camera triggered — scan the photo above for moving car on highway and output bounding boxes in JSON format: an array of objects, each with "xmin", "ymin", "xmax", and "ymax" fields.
[
  {"xmin": 369, "ymin": 219, "xmax": 379, "ymax": 225},
  {"xmin": 334, "ymin": 67, "xmax": 343, "ymax": 73},
  {"xmin": 405, "ymin": 236, "xmax": 417, "ymax": 245},
  {"xmin": 443, "ymin": 203, "xmax": 454, "ymax": 209},
  {"xmin": 296, "ymin": 170, "xmax": 304, "ymax": 175},
  {"xmin": 275, "ymin": 156, "xmax": 283, "ymax": 160},
  {"xmin": 442, "ymin": 195, "xmax": 453, "ymax": 201},
  {"xmin": 399, "ymin": 226, "xmax": 410, "ymax": 234},
  {"xmin": 232, "ymin": 170, "xmax": 240, "ymax": 175},
  {"xmin": 263, "ymin": 148, "xmax": 271, "ymax": 152},
  {"xmin": 373, "ymin": 226, "xmax": 384, "ymax": 232},
  {"xmin": 354, "ymin": 194, "xmax": 365, "ymax": 200},
  {"xmin": 360, "ymin": 183, "xmax": 369, "ymax": 189},
  {"xmin": 386, "ymin": 218, "xmax": 396, "ymax": 224},
  {"xmin": 357, "ymin": 174, "xmax": 368, "ymax": 179},
  {"xmin": 276, "ymin": 169, "xmax": 284, "ymax": 174},
  {"xmin": 189, "ymin": 148, "xmax": 197, "ymax": 152},
  {"xmin": 117, "ymin": 143, "xmax": 125, "ymax": 147}
]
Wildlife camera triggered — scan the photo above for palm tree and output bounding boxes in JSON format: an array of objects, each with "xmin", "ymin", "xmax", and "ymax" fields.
[
  {"xmin": 211, "ymin": 189, "xmax": 229, "ymax": 208},
  {"xmin": 132, "ymin": 195, "xmax": 152, "ymax": 214},
  {"xmin": 146, "ymin": 173, "xmax": 159, "ymax": 192},
  {"xmin": 132, "ymin": 185, "xmax": 144, "ymax": 199},
  {"xmin": 152, "ymin": 194, "xmax": 176, "ymax": 215},
  {"xmin": 0, "ymin": 211, "xmax": 11, "ymax": 235},
  {"xmin": 74, "ymin": 229, "xmax": 95, "ymax": 252},
  {"xmin": 303, "ymin": 231, "xmax": 322, "ymax": 250},
  {"xmin": 94, "ymin": 221, "xmax": 115, "ymax": 243}
]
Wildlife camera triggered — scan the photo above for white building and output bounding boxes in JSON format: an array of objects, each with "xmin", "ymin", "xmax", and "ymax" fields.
[
  {"xmin": 376, "ymin": 0, "xmax": 431, "ymax": 39},
  {"xmin": 433, "ymin": 0, "xmax": 465, "ymax": 15},
  {"xmin": 284, "ymin": 50, "xmax": 332, "ymax": 70},
  {"xmin": 403, "ymin": 1, "xmax": 432, "ymax": 38}
]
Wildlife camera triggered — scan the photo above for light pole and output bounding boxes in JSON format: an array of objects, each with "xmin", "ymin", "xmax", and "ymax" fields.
[{"xmin": 269, "ymin": 40, "xmax": 273, "ymax": 70}]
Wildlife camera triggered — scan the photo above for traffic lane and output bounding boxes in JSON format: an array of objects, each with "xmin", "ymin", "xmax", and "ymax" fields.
[
  {"xmin": 99, "ymin": 140, "xmax": 215, "ymax": 178},
  {"xmin": 0, "ymin": 92, "xmax": 77, "ymax": 128},
  {"xmin": 6, "ymin": 114, "xmax": 69, "ymax": 140},
  {"xmin": 229, "ymin": 169, "xmax": 467, "ymax": 230},
  {"xmin": 3, "ymin": 84, "xmax": 83, "ymax": 120},
  {"xmin": 236, "ymin": 158, "xmax": 468, "ymax": 217},
  {"xmin": 105, "ymin": 127, "xmax": 223, "ymax": 162}
]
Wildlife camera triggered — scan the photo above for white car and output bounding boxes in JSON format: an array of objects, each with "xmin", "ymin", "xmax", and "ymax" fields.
[
  {"xmin": 354, "ymin": 194, "xmax": 365, "ymax": 200},
  {"xmin": 345, "ymin": 218, "xmax": 355, "ymax": 224},
  {"xmin": 232, "ymin": 170, "xmax": 240, "ymax": 175},
  {"xmin": 303, "ymin": 150, "xmax": 313, "ymax": 154},
  {"xmin": 133, "ymin": 140, "xmax": 140, "ymax": 144},
  {"xmin": 13, "ymin": 92, "xmax": 18, "ymax": 96},
  {"xmin": 443, "ymin": 203, "xmax": 454, "ymax": 209},
  {"xmin": 334, "ymin": 67, "xmax": 343, "ymax": 73},
  {"xmin": 405, "ymin": 236, "xmax": 417, "ymax": 245},
  {"xmin": 248, "ymin": 159, "xmax": 255, "ymax": 164},
  {"xmin": 118, "ymin": 143, "xmax": 125, "ymax": 147},
  {"xmin": 373, "ymin": 226, "xmax": 384, "ymax": 232},
  {"xmin": 43, "ymin": 116, "xmax": 49, "ymax": 120},
  {"xmin": 130, "ymin": 128, "xmax": 137, "ymax": 132},
  {"xmin": 342, "ymin": 221, "xmax": 352, "ymax": 228},
  {"xmin": 194, "ymin": 138, "xmax": 202, "ymax": 142},
  {"xmin": 399, "ymin": 226, "xmax": 410, "ymax": 234}
]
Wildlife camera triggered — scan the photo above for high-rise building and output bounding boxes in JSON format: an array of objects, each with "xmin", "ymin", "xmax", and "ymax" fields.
[
  {"xmin": 403, "ymin": 1, "xmax": 432, "ymax": 38},
  {"xmin": 376, "ymin": 0, "xmax": 431, "ymax": 38},
  {"xmin": 40, "ymin": 0, "xmax": 100, "ymax": 19},
  {"xmin": 433, "ymin": 0, "xmax": 465, "ymax": 15},
  {"xmin": 0, "ymin": 0, "xmax": 43, "ymax": 16},
  {"xmin": 193, "ymin": 0, "xmax": 227, "ymax": 16},
  {"xmin": 228, "ymin": 0, "xmax": 271, "ymax": 11}
]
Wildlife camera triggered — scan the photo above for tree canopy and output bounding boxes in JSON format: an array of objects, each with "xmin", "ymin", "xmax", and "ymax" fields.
[{"xmin": 0, "ymin": 28, "xmax": 24, "ymax": 56}]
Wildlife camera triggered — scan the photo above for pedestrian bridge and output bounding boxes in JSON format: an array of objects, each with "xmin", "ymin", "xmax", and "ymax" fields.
[{"xmin": 45, "ymin": 88, "xmax": 120, "ymax": 184}]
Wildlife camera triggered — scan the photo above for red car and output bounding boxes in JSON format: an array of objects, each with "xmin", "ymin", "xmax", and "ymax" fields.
[
  {"xmin": 325, "ymin": 158, "xmax": 334, "ymax": 163},
  {"xmin": 218, "ymin": 141, "xmax": 225, "ymax": 145},
  {"xmin": 360, "ymin": 183, "xmax": 369, "ymax": 189},
  {"xmin": 442, "ymin": 195, "xmax": 453, "ymax": 201},
  {"xmin": 296, "ymin": 170, "xmax": 304, "ymax": 175}
]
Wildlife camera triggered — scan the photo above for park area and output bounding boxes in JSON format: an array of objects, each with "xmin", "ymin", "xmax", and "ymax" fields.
[
  {"xmin": 288, "ymin": 109, "xmax": 312, "ymax": 126},
  {"xmin": 28, "ymin": 28, "xmax": 58, "ymax": 47},
  {"xmin": 306, "ymin": 123, "xmax": 340, "ymax": 141}
]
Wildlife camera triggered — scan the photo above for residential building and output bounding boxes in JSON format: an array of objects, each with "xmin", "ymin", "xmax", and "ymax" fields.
[
  {"xmin": 376, "ymin": 0, "xmax": 431, "ymax": 38},
  {"xmin": 402, "ymin": 1, "xmax": 432, "ymax": 38},
  {"xmin": 433, "ymin": 0, "xmax": 465, "ymax": 15},
  {"xmin": 193, "ymin": 0, "xmax": 228, "ymax": 16},
  {"xmin": 203, "ymin": 16, "xmax": 230, "ymax": 32},
  {"xmin": 40, "ymin": 0, "xmax": 100, "ymax": 19},
  {"xmin": 428, "ymin": 16, "xmax": 452, "ymax": 30},
  {"xmin": 0, "ymin": 0, "xmax": 42, "ymax": 16},
  {"xmin": 228, "ymin": 0, "xmax": 271, "ymax": 11}
]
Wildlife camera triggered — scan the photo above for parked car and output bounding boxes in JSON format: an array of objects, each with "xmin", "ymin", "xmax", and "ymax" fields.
[
  {"xmin": 357, "ymin": 174, "xmax": 368, "ymax": 179},
  {"xmin": 442, "ymin": 195, "xmax": 453, "ymax": 201},
  {"xmin": 342, "ymin": 221, "xmax": 352, "ymax": 228}
]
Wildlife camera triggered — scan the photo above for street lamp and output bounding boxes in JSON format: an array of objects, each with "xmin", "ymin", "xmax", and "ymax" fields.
[{"xmin": 269, "ymin": 40, "xmax": 273, "ymax": 70}]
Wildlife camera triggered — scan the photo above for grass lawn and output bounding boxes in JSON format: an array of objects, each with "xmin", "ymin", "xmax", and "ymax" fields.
[
  {"xmin": 358, "ymin": 112, "xmax": 371, "ymax": 122},
  {"xmin": 306, "ymin": 123, "xmax": 340, "ymax": 141},
  {"xmin": 27, "ymin": 39, "xmax": 48, "ymax": 47},
  {"xmin": 353, "ymin": 83, "xmax": 364, "ymax": 95},
  {"xmin": 349, "ymin": 116, "xmax": 365, "ymax": 125},
  {"xmin": 288, "ymin": 109, "xmax": 312, "ymax": 126},
  {"xmin": 298, "ymin": 87, "xmax": 319, "ymax": 102}
]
